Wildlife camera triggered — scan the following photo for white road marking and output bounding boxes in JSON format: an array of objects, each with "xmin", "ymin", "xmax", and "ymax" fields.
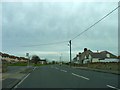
[
  {"xmin": 60, "ymin": 70, "xmax": 67, "ymax": 72},
  {"xmin": 33, "ymin": 67, "xmax": 36, "ymax": 71},
  {"xmin": 55, "ymin": 67, "xmax": 59, "ymax": 70},
  {"xmin": 14, "ymin": 73, "xmax": 31, "ymax": 88},
  {"xmin": 72, "ymin": 73, "xmax": 90, "ymax": 80},
  {"xmin": 107, "ymin": 85, "xmax": 120, "ymax": 90}
]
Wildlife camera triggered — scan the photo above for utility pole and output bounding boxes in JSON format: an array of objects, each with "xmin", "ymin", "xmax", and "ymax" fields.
[{"xmin": 69, "ymin": 40, "xmax": 72, "ymax": 67}]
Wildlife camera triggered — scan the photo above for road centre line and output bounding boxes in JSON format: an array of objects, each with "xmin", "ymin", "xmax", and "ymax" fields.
[
  {"xmin": 14, "ymin": 73, "xmax": 31, "ymax": 88},
  {"xmin": 107, "ymin": 85, "xmax": 120, "ymax": 90},
  {"xmin": 72, "ymin": 73, "xmax": 90, "ymax": 80},
  {"xmin": 60, "ymin": 69, "xmax": 67, "ymax": 72}
]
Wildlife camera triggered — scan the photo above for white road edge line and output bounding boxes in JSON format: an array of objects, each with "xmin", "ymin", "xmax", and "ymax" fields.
[
  {"xmin": 107, "ymin": 85, "xmax": 120, "ymax": 90},
  {"xmin": 14, "ymin": 73, "xmax": 31, "ymax": 88},
  {"xmin": 72, "ymin": 73, "xmax": 90, "ymax": 80},
  {"xmin": 60, "ymin": 70, "xmax": 67, "ymax": 72}
]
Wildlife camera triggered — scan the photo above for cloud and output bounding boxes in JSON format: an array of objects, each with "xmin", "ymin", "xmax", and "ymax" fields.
[{"xmin": 2, "ymin": 2, "xmax": 118, "ymax": 61}]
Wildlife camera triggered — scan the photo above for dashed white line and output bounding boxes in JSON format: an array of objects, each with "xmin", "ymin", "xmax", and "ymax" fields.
[
  {"xmin": 72, "ymin": 73, "xmax": 90, "ymax": 80},
  {"xmin": 60, "ymin": 70, "xmax": 67, "ymax": 72},
  {"xmin": 14, "ymin": 73, "xmax": 31, "ymax": 88},
  {"xmin": 107, "ymin": 85, "xmax": 120, "ymax": 90}
]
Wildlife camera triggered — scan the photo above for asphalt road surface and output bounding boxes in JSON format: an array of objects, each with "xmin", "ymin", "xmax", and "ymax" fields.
[{"xmin": 14, "ymin": 65, "xmax": 120, "ymax": 89}]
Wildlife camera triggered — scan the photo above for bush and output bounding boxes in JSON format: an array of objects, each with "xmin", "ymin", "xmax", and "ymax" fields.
[{"xmin": 8, "ymin": 62, "xmax": 28, "ymax": 66}]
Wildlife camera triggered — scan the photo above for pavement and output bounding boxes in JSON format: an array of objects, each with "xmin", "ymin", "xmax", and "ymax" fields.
[
  {"xmin": 2, "ymin": 66, "xmax": 34, "ymax": 89},
  {"xmin": 12, "ymin": 65, "xmax": 120, "ymax": 89}
]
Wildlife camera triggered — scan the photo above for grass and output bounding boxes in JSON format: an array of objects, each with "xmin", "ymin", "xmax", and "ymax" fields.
[
  {"xmin": 8, "ymin": 62, "xmax": 48, "ymax": 66},
  {"xmin": 2, "ymin": 62, "xmax": 8, "ymax": 73},
  {"xmin": 33, "ymin": 63, "xmax": 48, "ymax": 66},
  {"xmin": 8, "ymin": 62, "xmax": 28, "ymax": 66},
  {"xmin": 20, "ymin": 68, "xmax": 33, "ymax": 73},
  {"xmin": 73, "ymin": 62, "xmax": 120, "ymax": 71}
]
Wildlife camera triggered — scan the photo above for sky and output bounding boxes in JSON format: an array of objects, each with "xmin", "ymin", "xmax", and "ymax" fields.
[{"xmin": 1, "ymin": 0, "xmax": 119, "ymax": 62}]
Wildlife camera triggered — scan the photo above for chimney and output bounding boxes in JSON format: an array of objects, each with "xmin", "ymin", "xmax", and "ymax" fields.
[
  {"xmin": 79, "ymin": 52, "xmax": 81, "ymax": 55},
  {"xmin": 84, "ymin": 48, "xmax": 87, "ymax": 52}
]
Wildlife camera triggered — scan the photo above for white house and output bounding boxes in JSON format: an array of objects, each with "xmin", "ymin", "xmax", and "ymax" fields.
[{"xmin": 73, "ymin": 48, "xmax": 117, "ymax": 64}]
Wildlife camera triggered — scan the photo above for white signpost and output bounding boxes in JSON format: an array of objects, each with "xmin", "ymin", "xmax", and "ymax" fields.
[{"xmin": 26, "ymin": 53, "xmax": 30, "ymax": 68}]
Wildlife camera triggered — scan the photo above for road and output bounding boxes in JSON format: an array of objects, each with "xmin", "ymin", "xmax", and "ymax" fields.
[
  {"xmin": 2, "ymin": 66, "xmax": 29, "ymax": 80},
  {"xmin": 14, "ymin": 65, "xmax": 120, "ymax": 89},
  {"xmin": 7, "ymin": 66, "xmax": 28, "ymax": 73}
]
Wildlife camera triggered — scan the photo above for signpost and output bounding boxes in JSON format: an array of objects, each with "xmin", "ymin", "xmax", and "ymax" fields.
[{"xmin": 26, "ymin": 53, "xmax": 29, "ymax": 68}]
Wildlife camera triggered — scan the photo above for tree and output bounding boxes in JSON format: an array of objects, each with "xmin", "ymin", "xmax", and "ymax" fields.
[
  {"xmin": 31, "ymin": 55, "xmax": 40, "ymax": 64},
  {"xmin": 52, "ymin": 61, "xmax": 55, "ymax": 64}
]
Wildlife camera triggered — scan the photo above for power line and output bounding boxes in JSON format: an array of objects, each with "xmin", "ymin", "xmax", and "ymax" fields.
[
  {"xmin": 21, "ymin": 40, "xmax": 69, "ymax": 47},
  {"xmin": 21, "ymin": 5, "xmax": 120, "ymax": 48},
  {"xmin": 71, "ymin": 5, "xmax": 120, "ymax": 41}
]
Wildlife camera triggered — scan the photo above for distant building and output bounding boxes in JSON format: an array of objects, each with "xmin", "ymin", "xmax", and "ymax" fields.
[
  {"xmin": 0, "ymin": 52, "xmax": 28, "ymax": 63},
  {"xmin": 39, "ymin": 59, "xmax": 47, "ymax": 64}
]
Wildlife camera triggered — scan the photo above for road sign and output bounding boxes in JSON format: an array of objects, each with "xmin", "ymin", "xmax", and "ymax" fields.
[{"xmin": 26, "ymin": 53, "xmax": 29, "ymax": 57}]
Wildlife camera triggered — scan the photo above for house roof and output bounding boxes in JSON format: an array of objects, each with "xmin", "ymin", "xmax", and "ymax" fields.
[
  {"xmin": 1, "ymin": 52, "xmax": 28, "ymax": 60},
  {"xmin": 91, "ymin": 53, "xmax": 105, "ymax": 59},
  {"xmin": 39, "ymin": 60, "xmax": 46, "ymax": 61},
  {"xmin": 79, "ymin": 50, "xmax": 117, "ymax": 60}
]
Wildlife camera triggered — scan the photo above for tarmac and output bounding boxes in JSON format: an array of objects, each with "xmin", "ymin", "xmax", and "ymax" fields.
[{"xmin": 1, "ymin": 65, "xmax": 120, "ymax": 89}]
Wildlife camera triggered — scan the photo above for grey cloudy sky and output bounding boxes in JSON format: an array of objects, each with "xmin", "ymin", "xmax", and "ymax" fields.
[{"xmin": 2, "ymin": 1, "xmax": 119, "ymax": 61}]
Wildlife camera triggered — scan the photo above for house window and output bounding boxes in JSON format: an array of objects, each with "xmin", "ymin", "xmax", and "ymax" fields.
[
  {"xmin": 106, "ymin": 54, "xmax": 110, "ymax": 58},
  {"xmin": 88, "ymin": 54, "xmax": 91, "ymax": 59}
]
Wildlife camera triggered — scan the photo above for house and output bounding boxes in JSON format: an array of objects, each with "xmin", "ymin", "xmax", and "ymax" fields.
[
  {"xmin": 73, "ymin": 48, "xmax": 118, "ymax": 64},
  {"xmin": 39, "ymin": 59, "xmax": 47, "ymax": 64},
  {"xmin": 118, "ymin": 56, "xmax": 120, "ymax": 59},
  {"xmin": 19, "ymin": 57, "xmax": 28, "ymax": 63},
  {"xmin": 73, "ymin": 54, "xmax": 81, "ymax": 64},
  {"xmin": 0, "ymin": 52, "xmax": 28, "ymax": 63},
  {"xmin": 80, "ymin": 48, "xmax": 93, "ymax": 64}
]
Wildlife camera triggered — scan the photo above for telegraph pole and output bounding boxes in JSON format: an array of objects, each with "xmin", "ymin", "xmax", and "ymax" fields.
[{"xmin": 69, "ymin": 40, "xmax": 72, "ymax": 67}]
